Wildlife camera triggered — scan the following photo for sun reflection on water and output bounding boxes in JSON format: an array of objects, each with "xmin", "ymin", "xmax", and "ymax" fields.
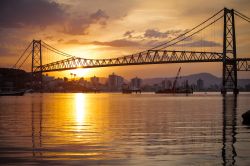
[{"xmin": 75, "ymin": 93, "xmax": 86, "ymax": 131}]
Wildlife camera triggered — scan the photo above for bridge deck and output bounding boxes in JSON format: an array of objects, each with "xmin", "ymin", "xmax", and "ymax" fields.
[{"xmin": 35, "ymin": 50, "xmax": 249, "ymax": 72}]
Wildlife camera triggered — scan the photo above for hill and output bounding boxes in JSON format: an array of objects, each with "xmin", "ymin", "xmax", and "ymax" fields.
[{"xmin": 142, "ymin": 73, "xmax": 250, "ymax": 88}]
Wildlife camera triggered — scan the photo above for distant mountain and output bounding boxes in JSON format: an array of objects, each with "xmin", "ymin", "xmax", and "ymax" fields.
[{"xmin": 142, "ymin": 73, "xmax": 250, "ymax": 88}]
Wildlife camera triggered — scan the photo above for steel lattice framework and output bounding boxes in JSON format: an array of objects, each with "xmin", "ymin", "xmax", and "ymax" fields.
[
  {"xmin": 222, "ymin": 8, "xmax": 238, "ymax": 94},
  {"xmin": 237, "ymin": 58, "xmax": 250, "ymax": 71},
  {"xmin": 33, "ymin": 49, "xmax": 249, "ymax": 72},
  {"xmin": 35, "ymin": 50, "xmax": 225, "ymax": 72},
  {"xmin": 32, "ymin": 40, "xmax": 43, "ymax": 90}
]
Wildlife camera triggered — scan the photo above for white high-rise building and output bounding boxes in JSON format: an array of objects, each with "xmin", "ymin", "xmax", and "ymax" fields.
[
  {"xmin": 131, "ymin": 77, "xmax": 142, "ymax": 90},
  {"xmin": 197, "ymin": 78, "xmax": 204, "ymax": 90},
  {"xmin": 108, "ymin": 73, "xmax": 124, "ymax": 91},
  {"xmin": 90, "ymin": 76, "xmax": 99, "ymax": 86},
  {"xmin": 161, "ymin": 79, "xmax": 172, "ymax": 89}
]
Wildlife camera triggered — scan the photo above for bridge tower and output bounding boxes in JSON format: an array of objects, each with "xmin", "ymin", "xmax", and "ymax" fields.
[
  {"xmin": 31, "ymin": 40, "xmax": 43, "ymax": 90},
  {"xmin": 222, "ymin": 8, "xmax": 238, "ymax": 95}
]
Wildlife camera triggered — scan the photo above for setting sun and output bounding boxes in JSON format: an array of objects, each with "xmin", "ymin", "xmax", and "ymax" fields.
[{"xmin": 70, "ymin": 68, "xmax": 91, "ymax": 78}]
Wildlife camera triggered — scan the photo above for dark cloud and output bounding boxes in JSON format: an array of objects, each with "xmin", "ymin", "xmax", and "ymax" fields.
[
  {"xmin": 64, "ymin": 39, "xmax": 86, "ymax": 45},
  {"xmin": 45, "ymin": 36, "xmax": 54, "ymax": 40},
  {"xmin": 92, "ymin": 39, "xmax": 140, "ymax": 47},
  {"xmin": 123, "ymin": 30, "xmax": 134, "ymax": 38},
  {"xmin": 0, "ymin": 0, "xmax": 66, "ymax": 28},
  {"xmin": 144, "ymin": 29, "xmax": 183, "ymax": 39},
  {"xmin": 58, "ymin": 39, "xmax": 64, "ymax": 43},
  {"xmin": 145, "ymin": 40, "xmax": 165, "ymax": 47},
  {"xmin": 144, "ymin": 29, "xmax": 168, "ymax": 38},
  {"xmin": 65, "ymin": 39, "xmax": 140, "ymax": 47},
  {"xmin": 63, "ymin": 9, "xmax": 109, "ymax": 35},
  {"xmin": 179, "ymin": 40, "xmax": 221, "ymax": 47},
  {"xmin": 0, "ymin": 47, "xmax": 15, "ymax": 56},
  {"xmin": 143, "ymin": 39, "xmax": 220, "ymax": 48},
  {"xmin": 65, "ymin": 38, "xmax": 221, "ymax": 49},
  {"xmin": 90, "ymin": 9, "xmax": 109, "ymax": 24}
]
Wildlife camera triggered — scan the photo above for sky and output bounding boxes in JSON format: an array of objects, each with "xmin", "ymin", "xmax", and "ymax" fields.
[{"xmin": 0, "ymin": 0, "xmax": 250, "ymax": 79}]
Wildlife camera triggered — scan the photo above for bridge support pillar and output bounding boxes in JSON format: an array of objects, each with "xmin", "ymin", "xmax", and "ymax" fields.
[
  {"xmin": 222, "ymin": 8, "xmax": 238, "ymax": 95},
  {"xmin": 31, "ymin": 40, "xmax": 43, "ymax": 91}
]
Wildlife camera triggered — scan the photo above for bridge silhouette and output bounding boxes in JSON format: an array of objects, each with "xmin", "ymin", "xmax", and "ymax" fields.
[{"xmin": 13, "ymin": 8, "xmax": 250, "ymax": 94}]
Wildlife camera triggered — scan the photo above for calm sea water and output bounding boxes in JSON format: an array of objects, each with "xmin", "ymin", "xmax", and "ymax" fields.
[{"xmin": 0, "ymin": 93, "xmax": 250, "ymax": 165}]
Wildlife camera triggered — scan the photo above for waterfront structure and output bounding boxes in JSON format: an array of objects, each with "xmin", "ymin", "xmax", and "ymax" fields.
[
  {"xmin": 161, "ymin": 79, "xmax": 172, "ymax": 90},
  {"xmin": 90, "ymin": 76, "xmax": 99, "ymax": 87},
  {"xmin": 108, "ymin": 73, "xmax": 124, "ymax": 91},
  {"xmin": 131, "ymin": 77, "xmax": 142, "ymax": 90},
  {"xmin": 197, "ymin": 78, "xmax": 204, "ymax": 91}
]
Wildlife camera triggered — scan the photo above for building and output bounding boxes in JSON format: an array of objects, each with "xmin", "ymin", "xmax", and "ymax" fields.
[
  {"xmin": 108, "ymin": 73, "xmax": 124, "ymax": 91},
  {"xmin": 90, "ymin": 76, "xmax": 99, "ymax": 87},
  {"xmin": 78, "ymin": 77, "xmax": 87, "ymax": 87},
  {"xmin": 130, "ymin": 77, "xmax": 142, "ymax": 90},
  {"xmin": 161, "ymin": 79, "xmax": 172, "ymax": 89},
  {"xmin": 197, "ymin": 78, "xmax": 204, "ymax": 91}
]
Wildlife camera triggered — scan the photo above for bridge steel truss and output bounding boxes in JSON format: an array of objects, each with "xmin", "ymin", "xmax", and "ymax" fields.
[
  {"xmin": 34, "ymin": 50, "xmax": 249, "ymax": 72},
  {"xmin": 35, "ymin": 50, "xmax": 225, "ymax": 72}
]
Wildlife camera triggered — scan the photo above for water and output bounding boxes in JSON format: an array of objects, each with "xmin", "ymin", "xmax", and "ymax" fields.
[{"xmin": 0, "ymin": 93, "xmax": 250, "ymax": 165}]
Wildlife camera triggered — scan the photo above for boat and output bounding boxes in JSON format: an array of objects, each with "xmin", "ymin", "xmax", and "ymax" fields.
[
  {"xmin": 122, "ymin": 88, "xmax": 141, "ymax": 94},
  {"xmin": 155, "ymin": 67, "xmax": 193, "ymax": 94},
  {"xmin": 156, "ymin": 88, "xmax": 193, "ymax": 94},
  {"xmin": 0, "ymin": 88, "xmax": 26, "ymax": 96}
]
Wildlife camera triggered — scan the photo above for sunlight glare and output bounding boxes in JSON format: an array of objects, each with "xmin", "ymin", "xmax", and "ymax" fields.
[
  {"xmin": 75, "ymin": 93, "xmax": 85, "ymax": 127},
  {"xmin": 71, "ymin": 68, "xmax": 91, "ymax": 78}
]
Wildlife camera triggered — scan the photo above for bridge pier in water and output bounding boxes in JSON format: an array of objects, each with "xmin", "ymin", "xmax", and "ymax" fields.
[
  {"xmin": 31, "ymin": 40, "xmax": 43, "ymax": 91},
  {"xmin": 222, "ymin": 8, "xmax": 238, "ymax": 95}
]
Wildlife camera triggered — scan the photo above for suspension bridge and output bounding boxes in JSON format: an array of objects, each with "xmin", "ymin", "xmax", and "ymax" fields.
[{"xmin": 13, "ymin": 8, "xmax": 250, "ymax": 94}]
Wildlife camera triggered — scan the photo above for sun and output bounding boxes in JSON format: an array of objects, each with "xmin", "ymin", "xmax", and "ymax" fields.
[{"xmin": 70, "ymin": 68, "xmax": 91, "ymax": 78}]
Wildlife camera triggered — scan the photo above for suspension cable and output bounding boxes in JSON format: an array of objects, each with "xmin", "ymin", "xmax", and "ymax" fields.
[
  {"xmin": 235, "ymin": 10, "xmax": 250, "ymax": 20},
  {"xmin": 17, "ymin": 51, "xmax": 32, "ymax": 69},
  {"xmin": 13, "ymin": 41, "xmax": 32, "ymax": 68},
  {"xmin": 235, "ymin": 13, "xmax": 250, "ymax": 23},
  {"xmin": 159, "ymin": 15, "xmax": 224, "ymax": 49},
  {"xmin": 149, "ymin": 8, "xmax": 224, "ymax": 50},
  {"xmin": 42, "ymin": 41, "xmax": 74, "ymax": 58},
  {"xmin": 114, "ymin": 8, "xmax": 224, "ymax": 58}
]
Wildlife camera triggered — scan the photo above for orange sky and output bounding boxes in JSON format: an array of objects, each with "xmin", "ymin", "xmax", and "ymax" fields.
[{"xmin": 0, "ymin": 0, "xmax": 249, "ymax": 79}]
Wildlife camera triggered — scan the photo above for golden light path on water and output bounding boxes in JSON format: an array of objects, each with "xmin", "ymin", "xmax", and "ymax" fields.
[{"xmin": 75, "ymin": 93, "xmax": 86, "ymax": 132}]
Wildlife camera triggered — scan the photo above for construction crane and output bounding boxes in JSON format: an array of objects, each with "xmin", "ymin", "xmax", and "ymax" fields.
[{"xmin": 172, "ymin": 67, "xmax": 181, "ymax": 92}]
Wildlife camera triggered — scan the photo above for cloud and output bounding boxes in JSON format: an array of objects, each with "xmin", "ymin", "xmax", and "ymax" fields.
[
  {"xmin": 92, "ymin": 39, "xmax": 140, "ymax": 47},
  {"xmin": 142, "ymin": 39, "xmax": 221, "ymax": 48},
  {"xmin": 123, "ymin": 30, "xmax": 134, "ymax": 38},
  {"xmin": 64, "ymin": 39, "xmax": 86, "ymax": 45},
  {"xmin": 65, "ymin": 38, "xmax": 221, "ymax": 49},
  {"xmin": 144, "ymin": 29, "xmax": 183, "ymax": 39},
  {"xmin": 0, "ymin": 0, "xmax": 66, "ymax": 28},
  {"xmin": 0, "ymin": 47, "xmax": 15, "ymax": 57},
  {"xmin": 63, "ymin": 9, "xmax": 109, "ymax": 35},
  {"xmin": 144, "ymin": 29, "xmax": 169, "ymax": 38},
  {"xmin": 90, "ymin": 9, "xmax": 109, "ymax": 24},
  {"xmin": 179, "ymin": 40, "xmax": 221, "ymax": 47},
  {"xmin": 65, "ymin": 39, "xmax": 140, "ymax": 47}
]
